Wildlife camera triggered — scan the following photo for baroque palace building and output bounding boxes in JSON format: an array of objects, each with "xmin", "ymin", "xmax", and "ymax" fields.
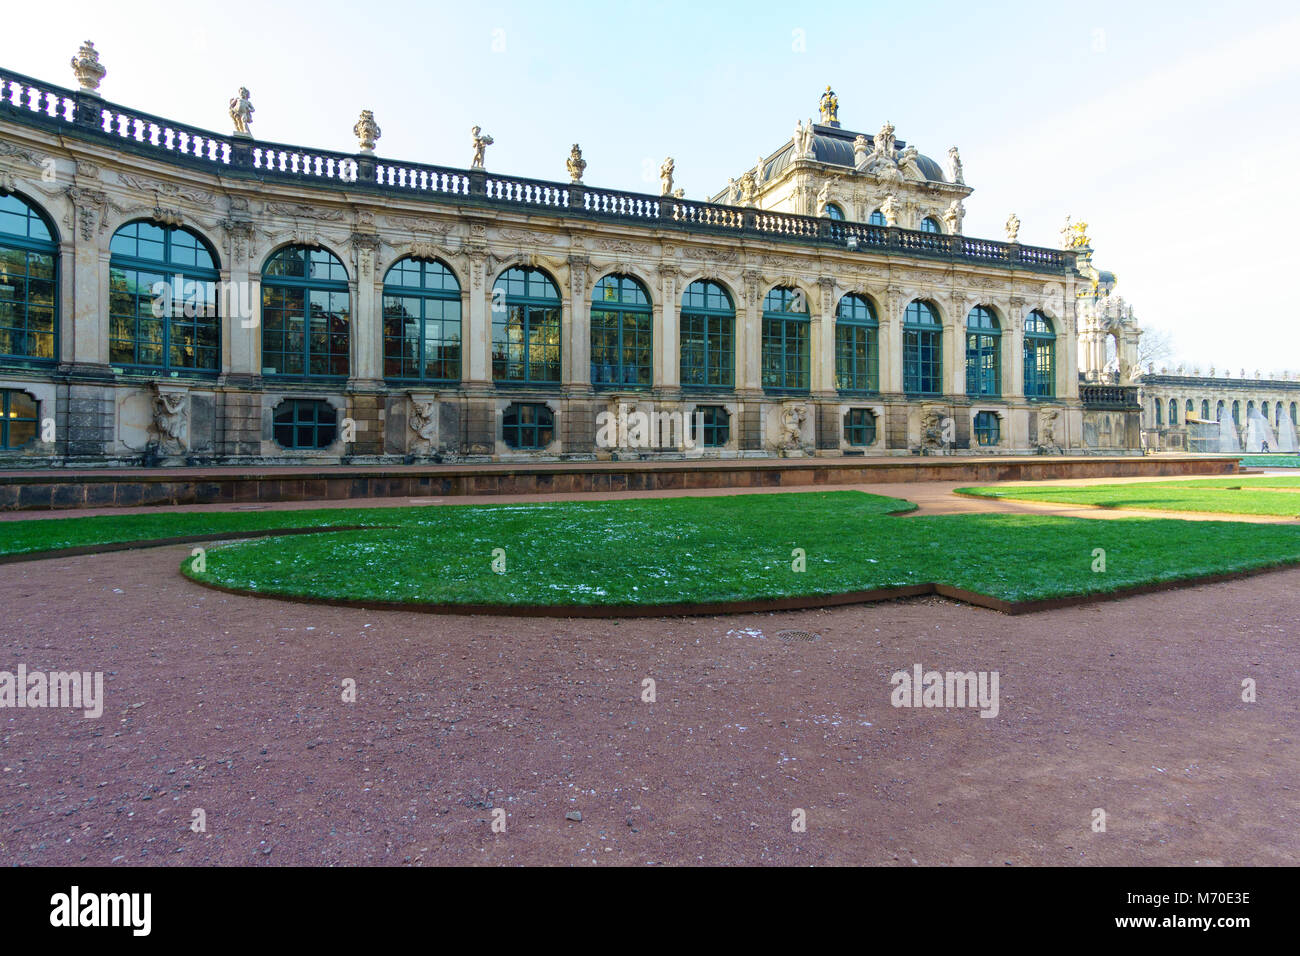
[{"xmin": 0, "ymin": 47, "xmax": 1124, "ymax": 466}]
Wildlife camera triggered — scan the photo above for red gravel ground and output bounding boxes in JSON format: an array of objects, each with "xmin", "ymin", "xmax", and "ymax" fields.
[{"xmin": 1, "ymin": 541, "xmax": 1297, "ymax": 866}]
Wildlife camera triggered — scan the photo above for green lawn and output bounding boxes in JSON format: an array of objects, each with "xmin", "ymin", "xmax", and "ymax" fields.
[
  {"xmin": 958, "ymin": 477, "xmax": 1300, "ymax": 517},
  {"xmin": 1239, "ymin": 454, "xmax": 1300, "ymax": 468},
  {"xmin": 166, "ymin": 492, "xmax": 1300, "ymax": 607}
]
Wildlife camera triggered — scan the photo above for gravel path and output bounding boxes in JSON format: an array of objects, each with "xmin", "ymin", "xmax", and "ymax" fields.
[{"xmin": 1, "ymin": 543, "xmax": 1296, "ymax": 866}]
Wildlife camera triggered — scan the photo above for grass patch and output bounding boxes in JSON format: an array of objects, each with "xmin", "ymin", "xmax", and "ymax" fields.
[
  {"xmin": 958, "ymin": 478, "xmax": 1300, "ymax": 517},
  {"xmin": 174, "ymin": 492, "xmax": 1300, "ymax": 607}
]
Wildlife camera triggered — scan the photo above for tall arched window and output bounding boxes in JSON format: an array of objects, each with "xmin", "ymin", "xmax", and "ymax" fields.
[
  {"xmin": 1154, "ymin": 400, "xmax": 1162, "ymax": 426},
  {"xmin": 1186, "ymin": 399, "xmax": 1194, "ymax": 419},
  {"xmin": 591, "ymin": 274, "xmax": 652, "ymax": 388},
  {"xmin": 920, "ymin": 217, "xmax": 942, "ymax": 234},
  {"xmin": 0, "ymin": 192, "xmax": 58, "ymax": 363},
  {"xmin": 868, "ymin": 210, "xmax": 886, "ymax": 226},
  {"xmin": 1232, "ymin": 400, "xmax": 1240, "ymax": 425},
  {"xmin": 1291, "ymin": 402, "xmax": 1297, "ymax": 425},
  {"xmin": 1202, "ymin": 399, "xmax": 1210, "ymax": 420},
  {"xmin": 492, "ymin": 267, "xmax": 561, "ymax": 384},
  {"xmin": 835, "ymin": 294, "xmax": 878, "ymax": 393},
  {"xmin": 824, "ymin": 203, "xmax": 844, "ymax": 221},
  {"xmin": 761, "ymin": 286, "xmax": 810, "ymax": 392},
  {"xmin": 965, "ymin": 306, "xmax": 1000, "ymax": 397},
  {"xmin": 383, "ymin": 257, "xmax": 460, "ymax": 383},
  {"xmin": 680, "ymin": 280, "xmax": 734, "ymax": 389},
  {"xmin": 1168, "ymin": 399, "xmax": 1177, "ymax": 426},
  {"xmin": 262, "ymin": 246, "xmax": 350, "ymax": 378},
  {"xmin": 109, "ymin": 221, "xmax": 219, "ymax": 373},
  {"xmin": 1023, "ymin": 311, "xmax": 1056, "ymax": 398},
  {"xmin": 903, "ymin": 300, "xmax": 941, "ymax": 395},
  {"xmin": 1276, "ymin": 403, "xmax": 1284, "ymax": 426},
  {"xmin": 1217, "ymin": 400, "xmax": 1225, "ymax": 421}
]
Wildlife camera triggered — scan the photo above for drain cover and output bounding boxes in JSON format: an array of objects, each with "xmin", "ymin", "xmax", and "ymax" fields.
[{"xmin": 776, "ymin": 629, "xmax": 820, "ymax": 643}]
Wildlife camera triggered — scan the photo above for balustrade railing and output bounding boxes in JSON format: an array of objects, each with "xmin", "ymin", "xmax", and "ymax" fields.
[
  {"xmin": 0, "ymin": 63, "xmax": 1073, "ymax": 274},
  {"xmin": 1080, "ymin": 384, "xmax": 1140, "ymax": 407}
]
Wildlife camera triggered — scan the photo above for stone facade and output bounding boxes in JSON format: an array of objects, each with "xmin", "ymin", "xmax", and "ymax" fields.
[
  {"xmin": 1138, "ymin": 372, "xmax": 1300, "ymax": 452},
  {"xmin": 0, "ymin": 59, "xmax": 1091, "ymax": 467}
]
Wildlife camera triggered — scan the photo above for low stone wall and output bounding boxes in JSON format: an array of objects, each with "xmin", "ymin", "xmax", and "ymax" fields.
[{"xmin": 0, "ymin": 455, "xmax": 1239, "ymax": 512}]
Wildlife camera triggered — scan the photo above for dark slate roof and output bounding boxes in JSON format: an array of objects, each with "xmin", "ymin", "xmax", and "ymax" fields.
[{"xmin": 763, "ymin": 123, "xmax": 948, "ymax": 183}]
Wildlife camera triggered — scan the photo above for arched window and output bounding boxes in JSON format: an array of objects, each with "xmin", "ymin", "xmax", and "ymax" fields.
[
  {"xmin": 868, "ymin": 209, "xmax": 886, "ymax": 226},
  {"xmin": 689, "ymin": 405, "xmax": 730, "ymax": 447},
  {"xmin": 272, "ymin": 399, "xmax": 338, "ymax": 450},
  {"xmin": 903, "ymin": 300, "xmax": 942, "ymax": 395},
  {"xmin": 761, "ymin": 286, "xmax": 809, "ymax": 392},
  {"xmin": 835, "ymin": 294, "xmax": 878, "ymax": 393},
  {"xmin": 0, "ymin": 192, "xmax": 58, "ymax": 363},
  {"xmin": 1232, "ymin": 401, "xmax": 1240, "ymax": 425},
  {"xmin": 1247, "ymin": 400, "xmax": 1255, "ymax": 417},
  {"xmin": 974, "ymin": 411, "xmax": 1000, "ymax": 446},
  {"xmin": 492, "ymin": 267, "xmax": 561, "ymax": 384},
  {"xmin": 1261, "ymin": 401, "xmax": 1269, "ymax": 420},
  {"xmin": 0, "ymin": 388, "xmax": 38, "ymax": 449},
  {"xmin": 1186, "ymin": 399, "xmax": 1194, "ymax": 419},
  {"xmin": 1155, "ymin": 400, "xmax": 1162, "ymax": 426},
  {"xmin": 843, "ymin": 408, "xmax": 877, "ymax": 446},
  {"xmin": 680, "ymin": 280, "xmax": 734, "ymax": 389},
  {"xmin": 1216, "ymin": 400, "xmax": 1225, "ymax": 421},
  {"xmin": 1292, "ymin": 402, "xmax": 1297, "ymax": 425},
  {"xmin": 965, "ymin": 306, "xmax": 1000, "ymax": 397},
  {"xmin": 920, "ymin": 217, "xmax": 942, "ymax": 234},
  {"xmin": 1168, "ymin": 399, "xmax": 1178, "ymax": 425},
  {"xmin": 262, "ymin": 246, "xmax": 350, "ymax": 378},
  {"xmin": 824, "ymin": 203, "xmax": 844, "ymax": 221},
  {"xmin": 109, "ymin": 221, "xmax": 219, "ymax": 374},
  {"xmin": 382, "ymin": 257, "xmax": 460, "ymax": 383},
  {"xmin": 1276, "ymin": 403, "xmax": 1284, "ymax": 426},
  {"xmin": 591, "ymin": 274, "xmax": 652, "ymax": 388},
  {"xmin": 1202, "ymin": 399, "xmax": 1210, "ymax": 420},
  {"xmin": 1023, "ymin": 311, "xmax": 1056, "ymax": 399},
  {"xmin": 502, "ymin": 402, "xmax": 554, "ymax": 449}
]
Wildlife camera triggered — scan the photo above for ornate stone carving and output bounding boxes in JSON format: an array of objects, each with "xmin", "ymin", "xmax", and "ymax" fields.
[
  {"xmin": 353, "ymin": 110, "xmax": 381, "ymax": 154},
  {"xmin": 65, "ymin": 186, "xmax": 107, "ymax": 241},
  {"xmin": 150, "ymin": 385, "xmax": 188, "ymax": 454},
  {"xmin": 1036, "ymin": 408, "xmax": 1061, "ymax": 454},
  {"xmin": 70, "ymin": 41, "xmax": 106, "ymax": 93},
  {"xmin": 875, "ymin": 122, "xmax": 897, "ymax": 162},
  {"xmin": 566, "ymin": 144, "xmax": 586, "ymax": 184},
  {"xmin": 220, "ymin": 218, "xmax": 255, "ymax": 260},
  {"xmin": 879, "ymin": 194, "xmax": 899, "ymax": 227},
  {"xmin": 947, "ymin": 146, "xmax": 964, "ymax": 185},
  {"xmin": 1060, "ymin": 215, "xmax": 1090, "ymax": 249},
  {"xmin": 229, "ymin": 87, "xmax": 254, "ymax": 135},
  {"xmin": 594, "ymin": 238, "xmax": 653, "ymax": 255},
  {"xmin": 384, "ymin": 215, "xmax": 453, "ymax": 235},
  {"xmin": 471, "ymin": 126, "xmax": 494, "ymax": 169},
  {"xmin": 408, "ymin": 395, "xmax": 439, "ymax": 454},
  {"xmin": 266, "ymin": 202, "xmax": 346, "ymax": 221},
  {"xmin": 116, "ymin": 172, "xmax": 214, "ymax": 204},
  {"xmin": 0, "ymin": 170, "xmax": 15, "ymax": 194},
  {"xmin": 152, "ymin": 206, "xmax": 184, "ymax": 227},
  {"xmin": 853, "ymin": 134, "xmax": 870, "ymax": 169},
  {"xmin": 1004, "ymin": 213, "xmax": 1020, "ymax": 242},
  {"xmin": 943, "ymin": 199, "xmax": 965, "ymax": 235},
  {"xmin": 779, "ymin": 403, "xmax": 810, "ymax": 454},
  {"xmin": 407, "ymin": 240, "xmax": 444, "ymax": 261},
  {"xmin": 659, "ymin": 157, "xmax": 675, "ymax": 196}
]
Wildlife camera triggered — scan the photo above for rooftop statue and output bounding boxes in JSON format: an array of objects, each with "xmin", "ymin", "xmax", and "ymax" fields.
[
  {"xmin": 566, "ymin": 143, "xmax": 587, "ymax": 184},
  {"xmin": 659, "ymin": 157, "xmax": 675, "ymax": 196},
  {"xmin": 70, "ymin": 40, "xmax": 106, "ymax": 93},
  {"xmin": 793, "ymin": 119, "xmax": 815, "ymax": 160},
  {"xmin": 471, "ymin": 126, "xmax": 494, "ymax": 169},
  {"xmin": 1005, "ymin": 212, "xmax": 1020, "ymax": 242},
  {"xmin": 818, "ymin": 86, "xmax": 839, "ymax": 125},
  {"xmin": 1060, "ymin": 215, "xmax": 1090, "ymax": 249},
  {"xmin": 875, "ymin": 121, "xmax": 897, "ymax": 161},
  {"xmin": 229, "ymin": 87, "xmax": 254, "ymax": 135},
  {"xmin": 879, "ymin": 194, "xmax": 899, "ymax": 226},
  {"xmin": 947, "ymin": 146, "xmax": 964, "ymax": 185},
  {"xmin": 944, "ymin": 199, "xmax": 965, "ymax": 235},
  {"xmin": 353, "ymin": 109, "xmax": 381, "ymax": 154}
]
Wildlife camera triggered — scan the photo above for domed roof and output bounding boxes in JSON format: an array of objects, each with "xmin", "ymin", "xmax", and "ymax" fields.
[{"xmin": 763, "ymin": 124, "xmax": 949, "ymax": 183}]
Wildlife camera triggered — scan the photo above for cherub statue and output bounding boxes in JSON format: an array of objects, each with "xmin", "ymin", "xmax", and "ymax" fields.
[
  {"xmin": 780, "ymin": 405, "xmax": 807, "ymax": 450},
  {"xmin": 816, "ymin": 179, "xmax": 832, "ymax": 216},
  {"xmin": 409, "ymin": 399, "xmax": 438, "ymax": 453},
  {"xmin": 471, "ymin": 126, "xmax": 494, "ymax": 169},
  {"xmin": 875, "ymin": 121, "xmax": 897, "ymax": 161},
  {"xmin": 152, "ymin": 391, "xmax": 188, "ymax": 453},
  {"xmin": 566, "ymin": 143, "xmax": 586, "ymax": 183},
  {"xmin": 659, "ymin": 157, "xmax": 675, "ymax": 196},
  {"xmin": 1005, "ymin": 212, "xmax": 1020, "ymax": 242},
  {"xmin": 229, "ymin": 87, "xmax": 254, "ymax": 135}
]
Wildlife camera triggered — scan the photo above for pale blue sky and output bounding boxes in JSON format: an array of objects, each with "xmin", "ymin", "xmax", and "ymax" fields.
[{"xmin": 6, "ymin": 0, "xmax": 1299, "ymax": 372}]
